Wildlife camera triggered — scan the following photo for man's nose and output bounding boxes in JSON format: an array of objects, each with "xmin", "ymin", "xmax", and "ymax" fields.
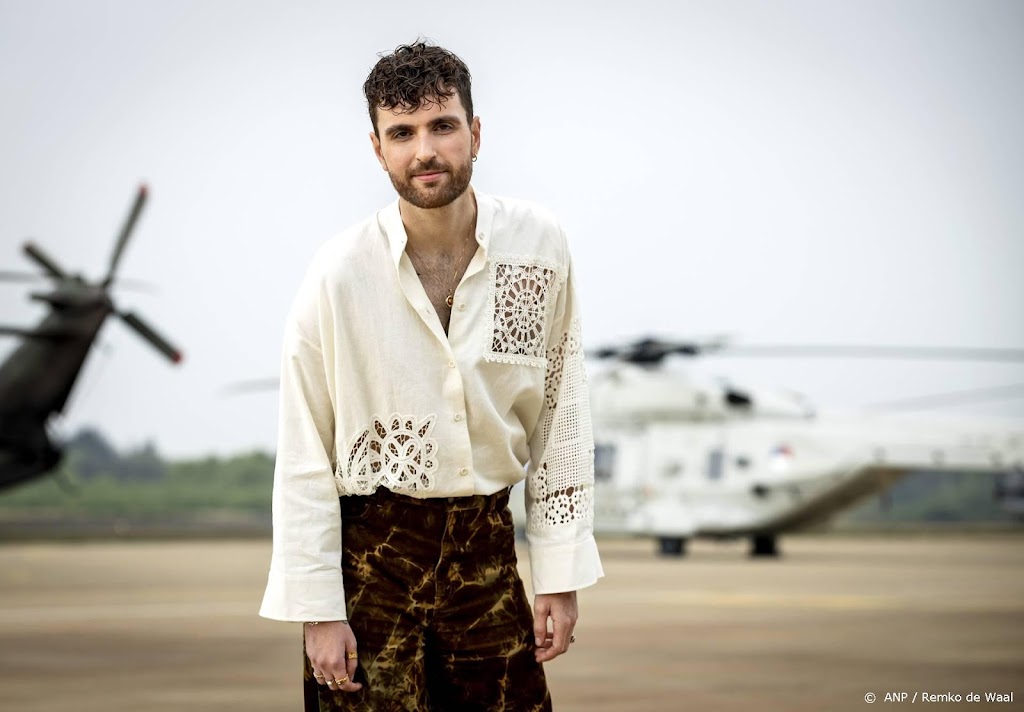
[{"xmin": 415, "ymin": 133, "xmax": 437, "ymax": 163}]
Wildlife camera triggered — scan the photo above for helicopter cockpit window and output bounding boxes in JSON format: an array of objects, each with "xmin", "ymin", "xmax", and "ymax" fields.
[
  {"xmin": 594, "ymin": 443, "xmax": 615, "ymax": 482},
  {"xmin": 707, "ymin": 448, "xmax": 724, "ymax": 480}
]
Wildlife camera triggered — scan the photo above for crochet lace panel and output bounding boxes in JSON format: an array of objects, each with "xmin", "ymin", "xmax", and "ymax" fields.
[
  {"xmin": 338, "ymin": 413, "xmax": 438, "ymax": 495},
  {"xmin": 528, "ymin": 318, "xmax": 594, "ymax": 531},
  {"xmin": 486, "ymin": 258, "xmax": 565, "ymax": 368}
]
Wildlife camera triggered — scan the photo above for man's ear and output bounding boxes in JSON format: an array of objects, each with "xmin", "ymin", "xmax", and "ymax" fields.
[
  {"xmin": 471, "ymin": 116, "xmax": 481, "ymax": 158},
  {"xmin": 370, "ymin": 131, "xmax": 388, "ymax": 171}
]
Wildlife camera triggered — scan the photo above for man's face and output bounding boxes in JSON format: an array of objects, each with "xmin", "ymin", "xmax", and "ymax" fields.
[{"xmin": 370, "ymin": 93, "xmax": 480, "ymax": 210}]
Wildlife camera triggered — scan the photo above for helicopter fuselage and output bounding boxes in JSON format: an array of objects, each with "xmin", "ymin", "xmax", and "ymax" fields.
[
  {"xmin": 0, "ymin": 295, "xmax": 112, "ymax": 428},
  {"xmin": 587, "ymin": 364, "xmax": 1024, "ymax": 550}
]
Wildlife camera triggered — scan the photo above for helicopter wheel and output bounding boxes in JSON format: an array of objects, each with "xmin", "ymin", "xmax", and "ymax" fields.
[
  {"xmin": 750, "ymin": 534, "xmax": 780, "ymax": 558},
  {"xmin": 657, "ymin": 536, "xmax": 687, "ymax": 557}
]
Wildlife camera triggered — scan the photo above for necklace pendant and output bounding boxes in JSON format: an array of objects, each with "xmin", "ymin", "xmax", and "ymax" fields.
[{"xmin": 445, "ymin": 294, "xmax": 454, "ymax": 308}]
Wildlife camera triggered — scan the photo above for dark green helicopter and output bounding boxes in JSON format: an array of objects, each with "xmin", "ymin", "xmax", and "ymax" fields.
[{"xmin": 0, "ymin": 185, "xmax": 181, "ymax": 490}]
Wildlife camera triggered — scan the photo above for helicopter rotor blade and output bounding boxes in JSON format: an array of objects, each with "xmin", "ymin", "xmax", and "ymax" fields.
[
  {"xmin": 866, "ymin": 383, "xmax": 1024, "ymax": 411},
  {"xmin": 115, "ymin": 278, "xmax": 160, "ymax": 295},
  {"xmin": 220, "ymin": 378, "xmax": 281, "ymax": 396},
  {"xmin": 118, "ymin": 310, "xmax": 183, "ymax": 364},
  {"xmin": 718, "ymin": 345, "xmax": 1024, "ymax": 363},
  {"xmin": 23, "ymin": 242, "xmax": 68, "ymax": 279},
  {"xmin": 103, "ymin": 184, "xmax": 148, "ymax": 287},
  {"xmin": 591, "ymin": 336, "xmax": 1024, "ymax": 364},
  {"xmin": 0, "ymin": 270, "xmax": 49, "ymax": 284},
  {"xmin": 1, "ymin": 271, "xmax": 156, "ymax": 294},
  {"xmin": 589, "ymin": 336, "xmax": 720, "ymax": 364}
]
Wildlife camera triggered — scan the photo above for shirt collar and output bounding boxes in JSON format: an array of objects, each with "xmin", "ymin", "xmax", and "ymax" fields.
[{"xmin": 379, "ymin": 189, "xmax": 494, "ymax": 269}]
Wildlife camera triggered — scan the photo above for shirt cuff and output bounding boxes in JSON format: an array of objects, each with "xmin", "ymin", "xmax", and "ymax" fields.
[
  {"xmin": 527, "ymin": 536, "xmax": 604, "ymax": 595},
  {"xmin": 259, "ymin": 569, "xmax": 348, "ymax": 622}
]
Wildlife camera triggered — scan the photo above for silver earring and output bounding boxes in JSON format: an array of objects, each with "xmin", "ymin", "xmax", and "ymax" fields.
[{"xmin": 472, "ymin": 155, "xmax": 478, "ymax": 162}]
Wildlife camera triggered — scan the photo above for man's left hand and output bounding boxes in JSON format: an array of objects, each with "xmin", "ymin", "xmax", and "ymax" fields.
[{"xmin": 533, "ymin": 591, "xmax": 578, "ymax": 663}]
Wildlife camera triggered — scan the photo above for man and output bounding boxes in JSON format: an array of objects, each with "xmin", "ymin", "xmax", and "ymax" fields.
[{"xmin": 260, "ymin": 41, "xmax": 603, "ymax": 711}]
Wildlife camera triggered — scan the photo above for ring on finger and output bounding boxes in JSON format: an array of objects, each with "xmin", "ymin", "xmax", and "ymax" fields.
[
  {"xmin": 347, "ymin": 651, "xmax": 358, "ymax": 660},
  {"xmin": 313, "ymin": 672, "xmax": 325, "ymax": 680},
  {"xmin": 333, "ymin": 676, "xmax": 349, "ymax": 685}
]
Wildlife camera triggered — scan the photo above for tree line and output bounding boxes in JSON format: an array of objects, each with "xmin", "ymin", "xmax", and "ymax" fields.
[{"xmin": 0, "ymin": 427, "xmax": 274, "ymax": 516}]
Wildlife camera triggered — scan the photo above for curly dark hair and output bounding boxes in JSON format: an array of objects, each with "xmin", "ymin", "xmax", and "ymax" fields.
[{"xmin": 363, "ymin": 41, "xmax": 473, "ymax": 136}]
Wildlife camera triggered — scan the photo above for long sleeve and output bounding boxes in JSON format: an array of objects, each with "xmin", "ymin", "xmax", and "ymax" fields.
[
  {"xmin": 259, "ymin": 273, "xmax": 348, "ymax": 622},
  {"xmin": 524, "ymin": 251, "xmax": 604, "ymax": 594}
]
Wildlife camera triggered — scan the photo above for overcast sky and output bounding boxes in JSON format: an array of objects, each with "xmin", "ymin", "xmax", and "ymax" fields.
[{"xmin": 1, "ymin": 0, "xmax": 1022, "ymax": 457}]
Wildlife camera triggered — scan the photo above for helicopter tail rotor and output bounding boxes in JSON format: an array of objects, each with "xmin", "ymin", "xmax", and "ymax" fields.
[
  {"xmin": 118, "ymin": 310, "xmax": 183, "ymax": 364},
  {"xmin": 102, "ymin": 183, "xmax": 148, "ymax": 288}
]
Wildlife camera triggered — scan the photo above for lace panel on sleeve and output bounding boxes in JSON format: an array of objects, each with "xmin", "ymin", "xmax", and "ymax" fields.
[
  {"xmin": 486, "ymin": 258, "xmax": 565, "ymax": 368},
  {"xmin": 338, "ymin": 413, "xmax": 438, "ymax": 495},
  {"xmin": 528, "ymin": 318, "xmax": 594, "ymax": 531}
]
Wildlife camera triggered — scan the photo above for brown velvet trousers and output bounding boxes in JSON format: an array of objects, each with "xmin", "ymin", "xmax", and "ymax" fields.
[{"xmin": 303, "ymin": 487, "xmax": 552, "ymax": 711}]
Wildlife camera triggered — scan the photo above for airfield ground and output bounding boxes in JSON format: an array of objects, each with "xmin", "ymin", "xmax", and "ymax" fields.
[{"xmin": 0, "ymin": 534, "xmax": 1021, "ymax": 712}]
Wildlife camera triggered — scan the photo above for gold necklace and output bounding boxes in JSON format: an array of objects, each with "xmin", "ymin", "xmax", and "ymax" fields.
[{"xmin": 406, "ymin": 234, "xmax": 473, "ymax": 308}]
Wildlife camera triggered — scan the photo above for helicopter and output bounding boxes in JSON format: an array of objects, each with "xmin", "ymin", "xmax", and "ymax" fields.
[
  {"xmin": 584, "ymin": 337, "xmax": 1024, "ymax": 557},
  {"xmin": 0, "ymin": 185, "xmax": 182, "ymax": 490}
]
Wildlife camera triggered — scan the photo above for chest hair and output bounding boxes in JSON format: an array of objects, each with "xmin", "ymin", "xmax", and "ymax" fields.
[{"xmin": 408, "ymin": 245, "xmax": 477, "ymax": 335}]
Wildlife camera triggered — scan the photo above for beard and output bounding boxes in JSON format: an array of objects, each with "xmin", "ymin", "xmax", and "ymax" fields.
[{"xmin": 387, "ymin": 155, "xmax": 473, "ymax": 209}]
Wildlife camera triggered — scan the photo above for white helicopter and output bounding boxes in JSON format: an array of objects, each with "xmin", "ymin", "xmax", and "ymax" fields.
[{"xmin": 566, "ymin": 337, "xmax": 1024, "ymax": 557}]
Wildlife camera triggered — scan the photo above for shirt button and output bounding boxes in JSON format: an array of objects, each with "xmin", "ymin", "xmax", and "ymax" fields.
[
  {"xmin": 448, "ymin": 360, "xmax": 455, "ymax": 368},
  {"xmin": 477, "ymin": 232, "xmax": 485, "ymax": 241},
  {"xmin": 458, "ymin": 303, "xmax": 466, "ymax": 311},
  {"xmin": 454, "ymin": 413, "xmax": 463, "ymax": 422},
  {"xmin": 459, "ymin": 467, "xmax": 469, "ymax": 476}
]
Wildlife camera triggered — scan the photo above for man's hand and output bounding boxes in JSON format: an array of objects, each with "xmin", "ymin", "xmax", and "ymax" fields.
[
  {"xmin": 533, "ymin": 591, "xmax": 578, "ymax": 663},
  {"xmin": 305, "ymin": 621, "xmax": 363, "ymax": 693}
]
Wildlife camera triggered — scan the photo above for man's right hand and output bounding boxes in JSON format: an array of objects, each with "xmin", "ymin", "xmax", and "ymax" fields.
[{"xmin": 305, "ymin": 621, "xmax": 363, "ymax": 693}]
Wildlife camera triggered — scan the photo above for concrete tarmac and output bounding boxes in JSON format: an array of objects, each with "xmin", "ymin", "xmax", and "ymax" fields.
[{"xmin": 0, "ymin": 534, "xmax": 1021, "ymax": 711}]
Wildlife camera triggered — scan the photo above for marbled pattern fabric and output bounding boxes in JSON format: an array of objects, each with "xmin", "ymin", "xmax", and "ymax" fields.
[{"xmin": 304, "ymin": 487, "xmax": 552, "ymax": 711}]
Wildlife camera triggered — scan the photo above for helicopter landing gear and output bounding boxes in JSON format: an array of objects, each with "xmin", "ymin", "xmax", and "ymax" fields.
[
  {"xmin": 657, "ymin": 536, "xmax": 687, "ymax": 557},
  {"xmin": 750, "ymin": 534, "xmax": 780, "ymax": 558}
]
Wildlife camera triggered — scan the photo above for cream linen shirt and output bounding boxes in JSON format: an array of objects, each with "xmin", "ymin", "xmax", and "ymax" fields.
[{"xmin": 259, "ymin": 191, "xmax": 604, "ymax": 622}]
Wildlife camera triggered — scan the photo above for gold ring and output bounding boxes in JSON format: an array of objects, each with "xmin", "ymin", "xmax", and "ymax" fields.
[
  {"xmin": 313, "ymin": 672, "xmax": 325, "ymax": 680},
  {"xmin": 347, "ymin": 652, "xmax": 358, "ymax": 660},
  {"xmin": 333, "ymin": 677, "xmax": 349, "ymax": 685}
]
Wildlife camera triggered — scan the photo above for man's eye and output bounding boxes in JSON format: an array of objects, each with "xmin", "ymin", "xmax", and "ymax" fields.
[
  {"xmin": 435, "ymin": 123, "xmax": 453, "ymax": 132},
  {"xmin": 392, "ymin": 130, "xmax": 411, "ymax": 140}
]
